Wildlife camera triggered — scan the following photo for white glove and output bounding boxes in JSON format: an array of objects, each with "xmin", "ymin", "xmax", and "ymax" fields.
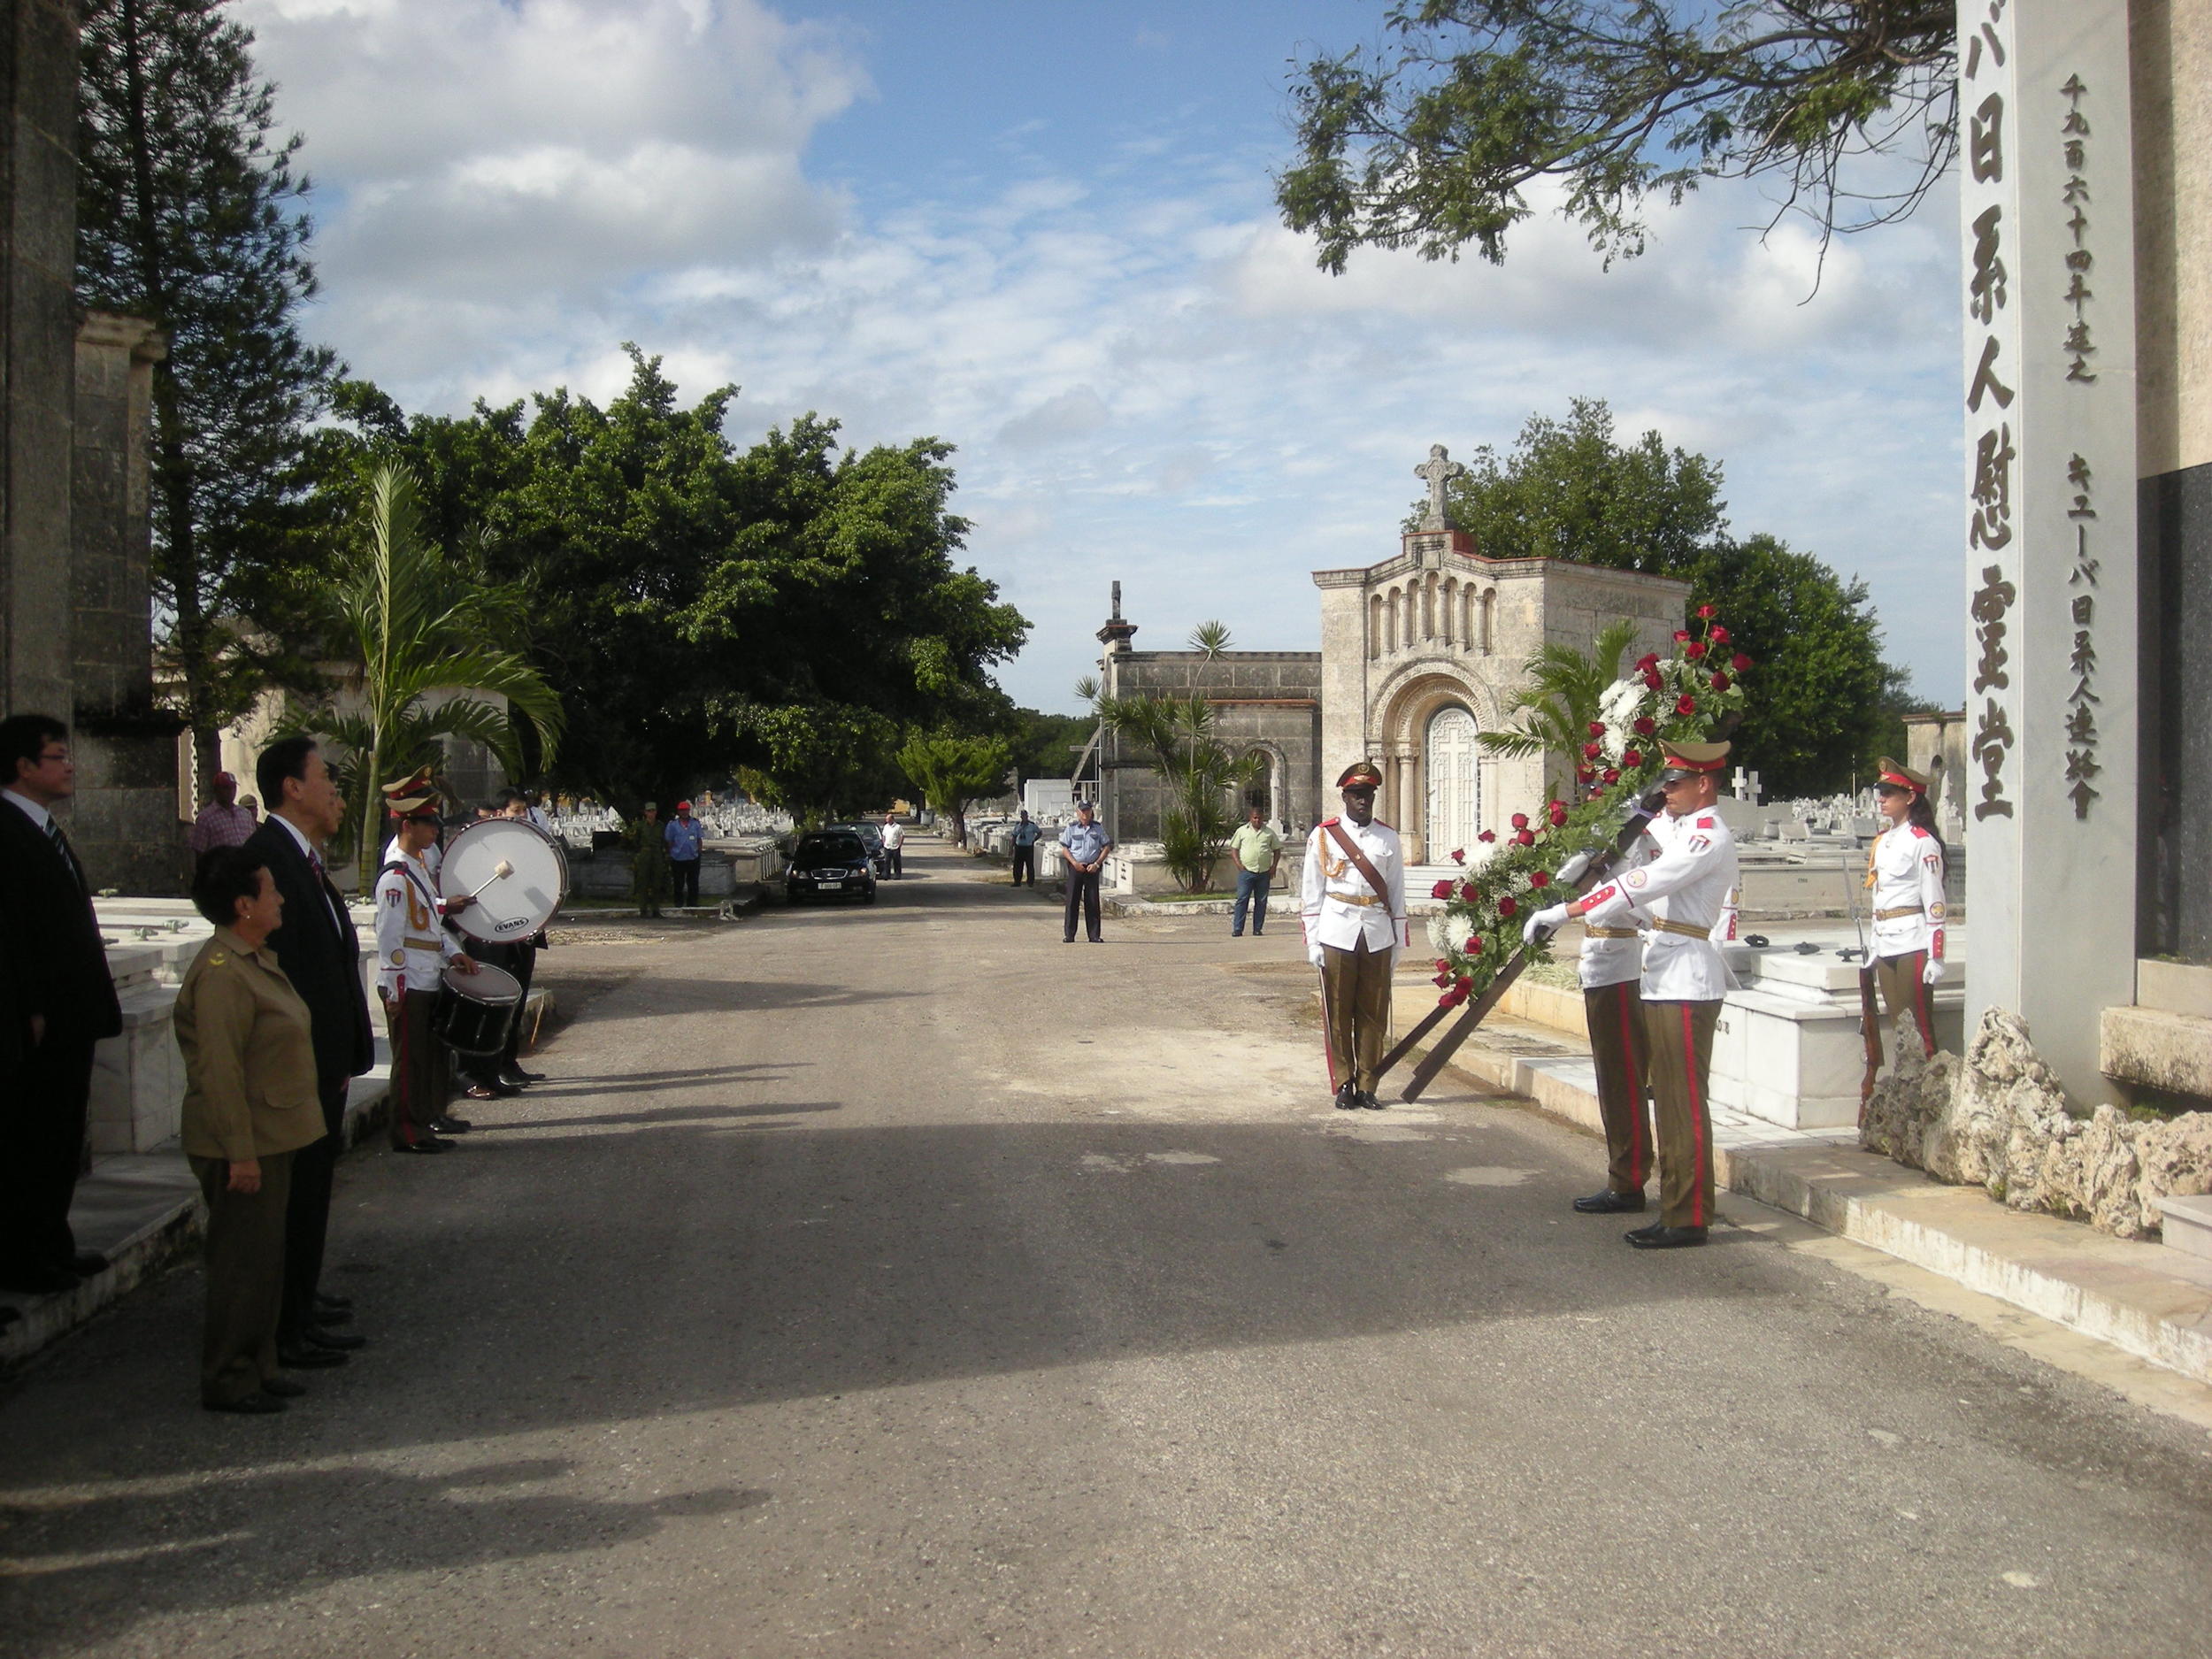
[
  {"xmin": 1308, "ymin": 943, "xmax": 1325, "ymax": 970},
  {"xmin": 1555, "ymin": 850, "xmax": 1594, "ymax": 886},
  {"xmin": 1922, "ymin": 956, "xmax": 1944, "ymax": 987},
  {"xmin": 1522, "ymin": 902, "xmax": 1571, "ymax": 945}
]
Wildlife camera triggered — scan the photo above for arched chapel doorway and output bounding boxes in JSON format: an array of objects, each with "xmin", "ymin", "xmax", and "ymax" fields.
[{"xmin": 1424, "ymin": 706, "xmax": 1480, "ymax": 861}]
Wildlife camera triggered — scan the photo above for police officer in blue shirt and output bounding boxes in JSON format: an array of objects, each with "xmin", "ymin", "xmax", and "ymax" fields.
[
  {"xmin": 664, "ymin": 800, "xmax": 706, "ymax": 909},
  {"xmin": 1057, "ymin": 800, "xmax": 1113, "ymax": 942}
]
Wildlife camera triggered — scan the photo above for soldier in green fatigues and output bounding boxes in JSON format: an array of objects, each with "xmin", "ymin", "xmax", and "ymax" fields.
[{"xmin": 631, "ymin": 802, "xmax": 670, "ymax": 918}]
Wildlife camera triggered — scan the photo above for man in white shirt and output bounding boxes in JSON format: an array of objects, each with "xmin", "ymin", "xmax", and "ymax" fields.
[
  {"xmin": 1526, "ymin": 740, "xmax": 1739, "ymax": 1248},
  {"xmin": 374, "ymin": 780, "xmax": 480, "ymax": 1155},
  {"xmin": 880, "ymin": 812, "xmax": 906, "ymax": 878},
  {"xmin": 1301, "ymin": 761, "xmax": 1409, "ymax": 1111}
]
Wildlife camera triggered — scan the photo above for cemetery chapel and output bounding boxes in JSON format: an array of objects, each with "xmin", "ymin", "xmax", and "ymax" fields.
[{"xmin": 1087, "ymin": 445, "xmax": 1689, "ymax": 864}]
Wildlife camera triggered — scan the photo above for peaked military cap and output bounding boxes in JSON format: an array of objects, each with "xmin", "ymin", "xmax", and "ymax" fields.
[
  {"xmin": 383, "ymin": 764, "xmax": 442, "ymax": 819},
  {"xmin": 1654, "ymin": 738, "xmax": 1731, "ymax": 784},
  {"xmin": 1336, "ymin": 760, "xmax": 1384, "ymax": 790},
  {"xmin": 1876, "ymin": 756, "xmax": 1931, "ymax": 794}
]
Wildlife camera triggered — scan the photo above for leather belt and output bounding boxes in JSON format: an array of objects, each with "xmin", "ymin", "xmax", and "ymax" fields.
[
  {"xmin": 1584, "ymin": 926, "xmax": 1641, "ymax": 940},
  {"xmin": 1651, "ymin": 917, "xmax": 1712, "ymax": 940},
  {"xmin": 1331, "ymin": 890, "xmax": 1383, "ymax": 908},
  {"xmin": 1874, "ymin": 905, "xmax": 1924, "ymax": 920},
  {"xmin": 403, "ymin": 935, "xmax": 442, "ymax": 952}
]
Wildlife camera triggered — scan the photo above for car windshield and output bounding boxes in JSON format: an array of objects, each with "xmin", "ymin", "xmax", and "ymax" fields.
[{"xmin": 797, "ymin": 833, "xmax": 865, "ymax": 864}]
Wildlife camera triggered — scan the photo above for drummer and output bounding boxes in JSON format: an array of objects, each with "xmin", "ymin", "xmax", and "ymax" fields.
[{"xmin": 375, "ymin": 778, "xmax": 480, "ymax": 1155}]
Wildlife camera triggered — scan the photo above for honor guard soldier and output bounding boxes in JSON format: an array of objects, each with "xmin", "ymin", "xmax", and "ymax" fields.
[
  {"xmin": 374, "ymin": 779, "xmax": 480, "ymax": 1154},
  {"xmin": 1868, "ymin": 757, "xmax": 1948, "ymax": 1057},
  {"xmin": 1301, "ymin": 760, "xmax": 1409, "ymax": 1111},
  {"xmin": 1526, "ymin": 740, "xmax": 1740, "ymax": 1248},
  {"xmin": 1570, "ymin": 821, "xmax": 1658, "ymax": 1217}
]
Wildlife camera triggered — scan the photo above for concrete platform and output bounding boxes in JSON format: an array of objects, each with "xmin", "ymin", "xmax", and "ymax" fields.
[{"xmin": 1413, "ymin": 1006, "xmax": 2212, "ymax": 1387}]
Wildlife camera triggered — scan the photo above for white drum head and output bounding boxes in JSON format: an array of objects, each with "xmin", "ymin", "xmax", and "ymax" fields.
[
  {"xmin": 440, "ymin": 818, "xmax": 569, "ymax": 943},
  {"xmin": 442, "ymin": 959, "xmax": 521, "ymax": 1003}
]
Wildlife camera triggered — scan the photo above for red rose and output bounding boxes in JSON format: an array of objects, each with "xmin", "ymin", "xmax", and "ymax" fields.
[
  {"xmin": 1581, "ymin": 741, "xmax": 1602, "ymax": 759},
  {"xmin": 1515, "ymin": 829, "xmax": 1535, "ymax": 847},
  {"xmin": 1529, "ymin": 870, "xmax": 1550, "ymax": 888},
  {"xmin": 1697, "ymin": 603, "xmax": 1716, "ymax": 619},
  {"xmin": 1432, "ymin": 971, "xmax": 1452, "ymax": 987},
  {"xmin": 1510, "ymin": 812, "xmax": 1529, "ymax": 830},
  {"xmin": 1434, "ymin": 958, "xmax": 1450, "ymax": 972},
  {"xmin": 1431, "ymin": 879, "xmax": 1454, "ymax": 899},
  {"xmin": 1675, "ymin": 694, "xmax": 1697, "ymax": 715},
  {"xmin": 1459, "ymin": 881, "xmax": 1479, "ymax": 902},
  {"xmin": 1732, "ymin": 652, "xmax": 1753, "ymax": 672},
  {"xmin": 1710, "ymin": 672, "xmax": 1731, "ymax": 691},
  {"xmin": 1709, "ymin": 625, "xmax": 1730, "ymax": 643},
  {"xmin": 1577, "ymin": 765, "xmax": 1596, "ymax": 782},
  {"xmin": 1643, "ymin": 672, "xmax": 1663, "ymax": 690},
  {"xmin": 1586, "ymin": 721, "xmax": 1606, "ymax": 737},
  {"xmin": 1602, "ymin": 767, "xmax": 1620, "ymax": 783},
  {"xmin": 1498, "ymin": 895, "xmax": 1518, "ymax": 918},
  {"xmin": 1440, "ymin": 988, "xmax": 1466, "ymax": 1008},
  {"xmin": 1685, "ymin": 641, "xmax": 1707, "ymax": 659},
  {"xmin": 1548, "ymin": 804, "xmax": 1569, "ymax": 826},
  {"xmin": 1622, "ymin": 749, "xmax": 1642, "ymax": 766},
  {"xmin": 1636, "ymin": 652, "xmax": 1660, "ymax": 672},
  {"xmin": 1673, "ymin": 630, "xmax": 1691, "ymax": 642},
  {"xmin": 1478, "ymin": 829, "xmax": 1497, "ymax": 843},
  {"xmin": 1632, "ymin": 716, "xmax": 1655, "ymax": 736},
  {"xmin": 1455, "ymin": 975, "xmax": 1472, "ymax": 995}
]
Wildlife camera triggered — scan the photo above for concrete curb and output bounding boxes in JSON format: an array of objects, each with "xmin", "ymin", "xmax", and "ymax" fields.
[{"xmin": 1420, "ymin": 1025, "xmax": 2212, "ymax": 1387}]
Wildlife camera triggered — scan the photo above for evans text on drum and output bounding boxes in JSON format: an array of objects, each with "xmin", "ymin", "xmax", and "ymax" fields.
[
  {"xmin": 440, "ymin": 817, "xmax": 570, "ymax": 943},
  {"xmin": 431, "ymin": 959, "xmax": 523, "ymax": 1056}
]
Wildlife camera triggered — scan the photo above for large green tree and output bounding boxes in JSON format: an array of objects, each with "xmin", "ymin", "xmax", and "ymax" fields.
[
  {"xmin": 1277, "ymin": 1, "xmax": 1957, "ymax": 273},
  {"xmin": 1444, "ymin": 400, "xmax": 1897, "ymax": 796},
  {"xmin": 76, "ymin": 0, "xmax": 336, "ymax": 792},
  {"xmin": 315, "ymin": 352, "xmax": 1028, "ymax": 811}
]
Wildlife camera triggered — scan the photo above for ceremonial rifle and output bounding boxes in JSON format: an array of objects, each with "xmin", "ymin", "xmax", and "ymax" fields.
[
  {"xmin": 1843, "ymin": 849, "xmax": 1882, "ymax": 1123},
  {"xmin": 1383, "ymin": 783, "xmax": 1670, "ymax": 1102}
]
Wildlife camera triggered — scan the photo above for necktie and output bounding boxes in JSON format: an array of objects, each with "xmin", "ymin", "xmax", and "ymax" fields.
[{"xmin": 46, "ymin": 818, "xmax": 81, "ymax": 889}]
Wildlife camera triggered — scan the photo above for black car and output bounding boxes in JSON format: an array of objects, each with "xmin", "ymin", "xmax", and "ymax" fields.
[
  {"xmin": 786, "ymin": 830, "xmax": 877, "ymax": 905},
  {"xmin": 827, "ymin": 821, "xmax": 894, "ymax": 879}
]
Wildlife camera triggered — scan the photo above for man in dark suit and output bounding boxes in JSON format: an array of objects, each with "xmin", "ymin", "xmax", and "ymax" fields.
[
  {"xmin": 0, "ymin": 715, "xmax": 124, "ymax": 1295},
  {"xmin": 246, "ymin": 736, "xmax": 375, "ymax": 1368}
]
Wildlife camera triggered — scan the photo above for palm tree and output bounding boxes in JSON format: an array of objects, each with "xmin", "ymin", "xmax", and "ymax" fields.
[
  {"xmin": 1094, "ymin": 690, "xmax": 1260, "ymax": 891},
  {"xmin": 308, "ymin": 465, "xmax": 565, "ymax": 888},
  {"xmin": 1478, "ymin": 618, "xmax": 1642, "ymax": 796}
]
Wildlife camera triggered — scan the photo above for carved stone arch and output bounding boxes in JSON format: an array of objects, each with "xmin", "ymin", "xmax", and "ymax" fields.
[{"xmin": 1236, "ymin": 741, "xmax": 1288, "ymax": 823}]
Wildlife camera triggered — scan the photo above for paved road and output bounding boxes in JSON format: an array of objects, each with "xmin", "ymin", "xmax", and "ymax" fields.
[{"xmin": 4, "ymin": 837, "xmax": 2210, "ymax": 1656}]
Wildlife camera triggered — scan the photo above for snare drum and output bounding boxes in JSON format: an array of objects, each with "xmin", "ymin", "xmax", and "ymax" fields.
[{"xmin": 430, "ymin": 960, "xmax": 523, "ymax": 1057}]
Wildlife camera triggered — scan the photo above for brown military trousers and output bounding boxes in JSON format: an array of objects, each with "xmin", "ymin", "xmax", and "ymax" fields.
[
  {"xmin": 1873, "ymin": 949, "xmax": 1938, "ymax": 1058},
  {"xmin": 1641, "ymin": 999, "xmax": 1721, "ymax": 1229},
  {"xmin": 1585, "ymin": 980, "xmax": 1654, "ymax": 1194},
  {"xmin": 1319, "ymin": 937, "xmax": 1393, "ymax": 1094},
  {"xmin": 192, "ymin": 1149, "xmax": 295, "ymax": 1407}
]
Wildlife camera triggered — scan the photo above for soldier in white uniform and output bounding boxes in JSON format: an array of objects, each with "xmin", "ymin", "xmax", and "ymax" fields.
[
  {"xmin": 374, "ymin": 780, "xmax": 479, "ymax": 1155},
  {"xmin": 1867, "ymin": 757, "xmax": 1947, "ymax": 1057},
  {"xmin": 1570, "ymin": 825, "xmax": 1658, "ymax": 1216},
  {"xmin": 1301, "ymin": 760, "xmax": 1409, "ymax": 1111},
  {"xmin": 1526, "ymin": 740, "xmax": 1739, "ymax": 1248}
]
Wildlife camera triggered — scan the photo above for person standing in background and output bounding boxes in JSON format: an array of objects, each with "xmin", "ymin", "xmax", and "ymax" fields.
[
  {"xmin": 632, "ymin": 803, "xmax": 669, "ymax": 918},
  {"xmin": 0, "ymin": 715, "xmax": 123, "ymax": 1295},
  {"xmin": 1057, "ymin": 800, "xmax": 1113, "ymax": 943},
  {"xmin": 665, "ymin": 801, "xmax": 703, "ymax": 909},
  {"xmin": 187, "ymin": 771, "xmax": 258, "ymax": 856},
  {"xmin": 1008, "ymin": 811, "xmax": 1041, "ymax": 887},
  {"xmin": 881, "ymin": 811, "xmax": 905, "ymax": 879},
  {"xmin": 1867, "ymin": 757, "xmax": 1948, "ymax": 1058},
  {"xmin": 1225, "ymin": 806, "xmax": 1283, "ymax": 938}
]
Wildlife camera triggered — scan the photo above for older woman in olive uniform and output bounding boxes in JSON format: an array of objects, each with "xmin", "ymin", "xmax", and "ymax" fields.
[{"xmin": 176, "ymin": 846, "xmax": 326, "ymax": 1414}]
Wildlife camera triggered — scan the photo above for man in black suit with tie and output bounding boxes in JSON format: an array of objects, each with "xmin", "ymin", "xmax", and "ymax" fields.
[
  {"xmin": 246, "ymin": 736, "xmax": 375, "ymax": 1368},
  {"xmin": 0, "ymin": 715, "xmax": 123, "ymax": 1295}
]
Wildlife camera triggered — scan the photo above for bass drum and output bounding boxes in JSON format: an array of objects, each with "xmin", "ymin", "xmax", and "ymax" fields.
[
  {"xmin": 430, "ymin": 960, "xmax": 523, "ymax": 1057},
  {"xmin": 439, "ymin": 816, "xmax": 570, "ymax": 945}
]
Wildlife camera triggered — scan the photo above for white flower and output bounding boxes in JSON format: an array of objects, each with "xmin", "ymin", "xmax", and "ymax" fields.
[{"xmin": 1599, "ymin": 676, "xmax": 1652, "ymax": 762}]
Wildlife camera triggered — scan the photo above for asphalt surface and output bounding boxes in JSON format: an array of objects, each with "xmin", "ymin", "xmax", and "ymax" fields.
[{"xmin": 4, "ymin": 837, "xmax": 2210, "ymax": 1657}]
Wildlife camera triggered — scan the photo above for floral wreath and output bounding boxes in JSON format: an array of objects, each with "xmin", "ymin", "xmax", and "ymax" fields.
[{"xmin": 1424, "ymin": 609, "xmax": 1751, "ymax": 1008}]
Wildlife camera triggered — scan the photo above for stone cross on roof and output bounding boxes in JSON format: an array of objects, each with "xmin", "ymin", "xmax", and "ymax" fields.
[{"xmin": 1414, "ymin": 443, "xmax": 1465, "ymax": 532}]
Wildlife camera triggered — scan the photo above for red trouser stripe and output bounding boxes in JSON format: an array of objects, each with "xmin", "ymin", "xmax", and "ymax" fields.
[
  {"xmin": 1681, "ymin": 1001, "xmax": 1707, "ymax": 1227},
  {"xmin": 1914, "ymin": 959, "xmax": 1937, "ymax": 1057},
  {"xmin": 1617, "ymin": 983, "xmax": 1646, "ymax": 1186},
  {"xmin": 393, "ymin": 987, "xmax": 416, "ymax": 1146}
]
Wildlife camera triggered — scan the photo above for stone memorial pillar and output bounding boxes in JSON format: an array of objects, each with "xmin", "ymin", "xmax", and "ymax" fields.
[{"xmin": 1957, "ymin": 0, "xmax": 2139, "ymax": 1105}]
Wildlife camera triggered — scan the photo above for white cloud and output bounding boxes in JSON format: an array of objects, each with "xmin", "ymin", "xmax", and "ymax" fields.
[{"xmin": 245, "ymin": 0, "xmax": 1967, "ymax": 715}]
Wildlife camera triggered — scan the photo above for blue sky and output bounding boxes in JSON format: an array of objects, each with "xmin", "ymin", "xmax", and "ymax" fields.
[{"xmin": 245, "ymin": 0, "xmax": 1964, "ymax": 716}]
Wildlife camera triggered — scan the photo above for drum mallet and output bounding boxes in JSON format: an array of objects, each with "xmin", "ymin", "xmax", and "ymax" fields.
[{"xmin": 461, "ymin": 859, "xmax": 515, "ymax": 902}]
